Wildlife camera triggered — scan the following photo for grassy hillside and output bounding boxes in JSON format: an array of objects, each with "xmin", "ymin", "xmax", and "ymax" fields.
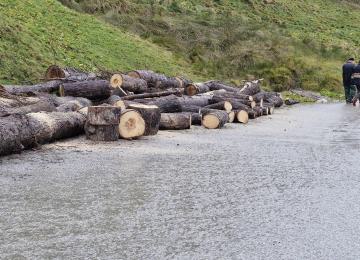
[
  {"xmin": 0, "ymin": 0, "xmax": 194, "ymax": 84},
  {"xmin": 59, "ymin": 0, "xmax": 360, "ymax": 95}
]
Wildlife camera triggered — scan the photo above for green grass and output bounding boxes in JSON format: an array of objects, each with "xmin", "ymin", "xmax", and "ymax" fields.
[
  {"xmin": 0, "ymin": 0, "xmax": 195, "ymax": 84},
  {"xmin": 58, "ymin": 0, "xmax": 360, "ymax": 95}
]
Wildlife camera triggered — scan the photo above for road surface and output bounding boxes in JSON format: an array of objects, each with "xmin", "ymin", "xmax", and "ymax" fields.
[{"xmin": 1, "ymin": 103, "xmax": 360, "ymax": 259}]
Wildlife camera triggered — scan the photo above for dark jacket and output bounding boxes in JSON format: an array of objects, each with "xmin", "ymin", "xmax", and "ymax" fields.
[
  {"xmin": 351, "ymin": 64, "xmax": 360, "ymax": 86},
  {"xmin": 343, "ymin": 62, "xmax": 355, "ymax": 85}
]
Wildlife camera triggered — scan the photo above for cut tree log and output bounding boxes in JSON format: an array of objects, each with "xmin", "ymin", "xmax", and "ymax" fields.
[
  {"xmin": 155, "ymin": 77, "xmax": 183, "ymax": 89},
  {"xmin": 87, "ymin": 106, "xmax": 122, "ymax": 125},
  {"xmin": 104, "ymin": 95, "xmax": 126, "ymax": 110},
  {"xmin": 121, "ymin": 89, "xmax": 182, "ymax": 100},
  {"xmin": 59, "ymin": 80, "xmax": 111, "ymax": 101},
  {"xmin": 159, "ymin": 113, "xmax": 192, "ymax": 130},
  {"xmin": 253, "ymin": 106, "xmax": 263, "ymax": 117},
  {"xmin": 136, "ymin": 95, "xmax": 183, "ymax": 113},
  {"xmin": 210, "ymin": 95, "xmax": 255, "ymax": 108},
  {"xmin": 228, "ymin": 111, "xmax": 235, "ymax": 123},
  {"xmin": 234, "ymin": 110, "xmax": 249, "ymax": 124},
  {"xmin": 0, "ymin": 100, "xmax": 56, "ymax": 117},
  {"xmin": 191, "ymin": 113, "xmax": 202, "ymax": 125},
  {"xmin": 118, "ymin": 109, "xmax": 145, "ymax": 139},
  {"xmin": 45, "ymin": 65, "xmax": 97, "ymax": 81},
  {"xmin": 185, "ymin": 83, "xmax": 210, "ymax": 96},
  {"xmin": 239, "ymin": 81, "xmax": 261, "ymax": 96},
  {"xmin": 0, "ymin": 111, "xmax": 86, "ymax": 156},
  {"xmin": 127, "ymin": 103, "xmax": 161, "ymax": 136},
  {"xmin": 181, "ymin": 105, "xmax": 201, "ymax": 113},
  {"xmin": 201, "ymin": 109, "xmax": 229, "ymax": 129},
  {"xmin": 3, "ymin": 80, "xmax": 63, "ymax": 95},
  {"xmin": 177, "ymin": 96, "xmax": 212, "ymax": 108},
  {"xmin": 127, "ymin": 70, "xmax": 168, "ymax": 88},
  {"xmin": 285, "ymin": 99, "xmax": 300, "ymax": 106},
  {"xmin": 203, "ymin": 101, "xmax": 232, "ymax": 112},
  {"xmin": 110, "ymin": 74, "xmax": 148, "ymax": 93},
  {"xmin": 248, "ymin": 109, "xmax": 257, "ymax": 119}
]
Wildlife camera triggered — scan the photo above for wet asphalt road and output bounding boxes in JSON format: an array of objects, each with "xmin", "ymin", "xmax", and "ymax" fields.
[{"xmin": 1, "ymin": 103, "xmax": 360, "ymax": 259}]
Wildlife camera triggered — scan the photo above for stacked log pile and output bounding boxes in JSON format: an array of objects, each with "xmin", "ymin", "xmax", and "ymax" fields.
[{"xmin": 0, "ymin": 65, "xmax": 284, "ymax": 156}]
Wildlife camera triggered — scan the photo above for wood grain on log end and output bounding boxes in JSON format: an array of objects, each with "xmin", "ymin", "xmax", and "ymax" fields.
[
  {"xmin": 110, "ymin": 74, "xmax": 123, "ymax": 88},
  {"xmin": 228, "ymin": 111, "xmax": 235, "ymax": 123},
  {"xmin": 236, "ymin": 110, "xmax": 249, "ymax": 124},
  {"xmin": 119, "ymin": 109, "xmax": 145, "ymax": 139}
]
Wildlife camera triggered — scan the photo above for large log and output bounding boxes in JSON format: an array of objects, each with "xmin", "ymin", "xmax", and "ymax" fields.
[
  {"xmin": 45, "ymin": 65, "xmax": 97, "ymax": 81},
  {"xmin": 215, "ymin": 91, "xmax": 254, "ymax": 101},
  {"xmin": 239, "ymin": 81, "xmax": 261, "ymax": 96},
  {"xmin": 210, "ymin": 95, "xmax": 255, "ymax": 108},
  {"xmin": 228, "ymin": 111, "xmax": 235, "ymax": 123},
  {"xmin": 234, "ymin": 110, "xmax": 249, "ymax": 124},
  {"xmin": 184, "ymin": 83, "xmax": 210, "ymax": 96},
  {"xmin": 118, "ymin": 109, "xmax": 145, "ymax": 139},
  {"xmin": 127, "ymin": 70, "xmax": 168, "ymax": 88},
  {"xmin": 127, "ymin": 103, "xmax": 161, "ymax": 136},
  {"xmin": 159, "ymin": 113, "xmax": 192, "ymax": 130},
  {"xmin": 155, "ymin": 77, "xmax": 183, "ymax": 89},
  {"xmin": 59, "ymin": 80, "xmax": 111, "ymax": 101},
  {"xmin": 110, "ymin": 74, "xmax": 148, "ymax": 93},
  {"xmin": 177, "ymin": 96, "xmax": 212, "ymax": 107},
  {"xmin": 0, "ymin": 111, "xmax": 86, "ymax": 156},
  {"xmin": 0, "ymin": 100, "xmax": 56, "ymax": 117},
  {"xmin": 104, "ymin": 95, "xmax": 126, "ymax": 110},
  {"xmin": 87, "ymin": 106, "xmax": 122, "ymax": 125},
  {"xmin": 191, "ymin": 113, "xmax": 202, "ymax": 125},
  {"xmin": 85, "ymin": 123, "xmax": 119, "ymax": 141},
  {"xmin": 181, "ymin": 105, "xmax": 201, "ymax": 113},
  {"xmin": 201, "ymin": 109, "xmax": 228, "ymax": 129},
  {"xmin": 134, "ymin": 95, "xmax": 183, "ymax": 113},
  {"xmin": 3, "ymin": 80, "xmax": 63, "ymax": 95}
]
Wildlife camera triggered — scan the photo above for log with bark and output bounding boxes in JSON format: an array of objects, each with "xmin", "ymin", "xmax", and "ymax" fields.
[
  {"xmin": 110, "ymin": 74, "xmax": 148, "ymax": 93},
  {"xmin": 228, "ymin": 111, "xmax": 235, "ymax": 123},
  {"xmin": 203, "ymin": 101, "xmax": 232, "ymax": 113},
  {"xmin": 104, "ymin": 95, "xmax": 126, "ymax": 110},
  {"xmin": 159, "ymin": 113, "xmax": 192, "ymax": 130},
  {"xmin": 59, "ymin": 80, "xmax": 111, "ymax": 101},
  {"xmin": 3, "ymin": 80, "xmax": 64, "ymax": 95},
  {"xmin": 121, "ymin": 89, "xmax": 182, "ymax": 101},
  {"xmin": 127, "ymin": 103, "xmax": 161, "ymax": 136},
  {"xmin": 185, "ymin": 81, "xmax": 242, "ymax": 96},
  {"xmin": 233, "ymin": 110, "xmax": 249, "ymax": 124},
  {"xmin": 127, "ymin": 70, "xmax": 168, "ymax": 88},
  {"xmin": 45, "ymin": 65, "xmax": 97, "ymax": 81},
  {"xmin": 0, "ymin": 111, "xmax": 86, "ymax": 156},
  {"xmin": 201, "ymin": 108, "xmax": 229, "ymax": 129},
  {"xmin": 0, "ymin": 100, "xmax": 56, "ymax": 117},
  {"xmin": 118, "ymin": 109, "xmax": 146, "ymax": 139},
  {"xmin": 155, "ymin": 77, "xmax": 183, "ymax": 89},
  {"xmin": 181, "ymin": 105, "xmax": 201, "ymax": 113},
  {"xmin": 239, "ymin": 81, "xmax": 261, "ymax": 96},
  {"xmin": 191, "ymin": 113, "xmax": 202, "ymax": 126},
  {"xmin": 210, "ymin": 95, "xmax": 255, "ymax": 108}
]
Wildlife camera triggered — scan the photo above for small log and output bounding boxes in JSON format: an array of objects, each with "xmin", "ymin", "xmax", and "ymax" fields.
[
  {"xmin": 203, "ymin": 101, "xmax": 232, "ymax": 112},
  {"xmin": 119, "ymin": 109, "xmax": 145, "ymax": 139},
  {"xmin": 201, "ymin": 109, "xmax": 228, "ymax": 129},
  {"xmin": 239, "ymin": 81, "xmax": 261, "ymax": 96},
  {"xmin": 127, "ymin": 103, "xmax": 161, "ymax": 136},
  {"xmin": 110, "ymin": 74, "xmax": 148, "ymax": 93},
  {"xmin": 191, "ymin": 113, "xmax": 202, "ymax": 125},
  {"xmin": 178, "ymin": 96, "xmax": 212, "ymax": 108},
  {"xmin": 3, "ymin": 80, "xmax": 63, "ymax": 95},
  {"xmin": 228, "ymin": 111, "xmax": 235, "ymax": 123},
  {"xmin": 211, "ymin": 95, "xmax": 255, "ymax": 108},
  {"xmin": 85, "ymin": 123, "xmax": 119, "ymax": 141},
  {"xmin": 0, "ymin": 111, "xmax": 86, "ymax": 156},
  {"xmin": 121, "ymin": 89, "xmax": 182, "ymax": 101},
  {"xmin": 185, "ymin": 83, "xmax": 210, "ymax": 96},
  {"xmin": 159, "ymin": 113, "xmax": 192, "ymax": 130},
  {"xmin": 104, "ymin": 95, "xmax": 126, "ymax": 110},
  {"xmin": 234, "ymin": 110, "xmax": 249, "ymax": 124},
  {"xmin": 87, "ymin": 106, "xmax": 121, "ymax": 125},
  {"xmin": 59, "ymin": 80, "xmax": 111, "ymax": 101},
  {"xmin": 155, "ymin": 77, "xmax": 183, "ymax": 89}
]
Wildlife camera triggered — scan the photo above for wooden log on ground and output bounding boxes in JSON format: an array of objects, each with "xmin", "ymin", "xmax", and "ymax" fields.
[
  {"xmin": 185, "ymin": 83, "xmax": 210, "ymax": 96},
  {"xmin": 178, "ymin": 95, "xmax": 212, "ymax": 107},
  {"xmin": 159, "ymin": 113, "xmax": 192, "ymax": 130},
  {"xmin": 181, "ymin": 105, "xmax": 201, "ymax": 113},
  {"xmin": 285, "ymin": 99, "xmax": 300, "ymax": 106},
  {"xmin": 201, "ymin": 109, "xmax": 229, "ymax": 129},
  {"xmin": 254, "ymin": 91, "xmax": 283, "ymax": 107},
  {"xmin": 248, "ymin": 109, "xmax": 257, "ymax": 119},
  {"xmin": 234, "ymin": 110, "xmax": 249, "ymax": 124},
  {"xmin": 214, "ymin": 91, "xmax": 254, "ymax": 101},
  {"xmin": 127, "ymin": 70, "xmax": 168, "ymax": 88},
  {"xmin": 110, "ymin": 74, "xmax": 148, "ymax": 93},
  {"xmin": 0, "ymin": 100, "xmax": 56, "ymax": 117},
  {"xmin": 59, "ymin": 80, "xmax": 111, "ymax": 101},
  {"xmin": 45, "ymin": 65, "xmax": 97, "ymax": 81},
  {"xmin": 253, "ymin": 106, "xmax": 263, "ymax": 117},
  {"xmin": 0, "ymin": 111, "xmax": 86, "ymax": 156},
  {"xmin": 228, "ymin": 111, "xmax": 235, "ymax": 123},
  {"xmin": 104, "ymin": 95, "xmax": 126, "ymax": 110},
  {"xmin": 3, "ymin": 80, "xmax": 63, "ymax": 95},
  {"xmin": 121, "ymin": 89, "xmax": 182, "ymax": 101},
  {"xmin": 211, "ymin": 95, "xmax": 255, "ymax": 108},
  {"xmin": 118, "ymin": 109, "xmax": 145, "ymax": 139},
  {"xmin": 155, "ymin": 77, "xmax": 183, "ymax": 89},
  {"xmin": 87, "ymin": 106, "xmax": 122, "ymax": 125},
  {"xmin": 203, "ymin": 101, "xmax": 232, "ymax": 112},
  {"xmin": 85, "ymin": 123, "xmax": 119, "ymax": 141},
  {"xmin": 263, "ymin": 103, "xmax": 275, "ymax": 114},
  {"xmin": 191, "ymin": 113, "xmax": 202, "ymax": 125},
  {"xmin": 127, "ymin": 103, "xmax": 161, "ymax": 136}
]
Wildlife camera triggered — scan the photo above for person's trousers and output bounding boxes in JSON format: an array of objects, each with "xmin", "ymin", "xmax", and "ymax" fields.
[{"xmin": 344, "ymin": 84, "xmax": 356, "ymax": 103}]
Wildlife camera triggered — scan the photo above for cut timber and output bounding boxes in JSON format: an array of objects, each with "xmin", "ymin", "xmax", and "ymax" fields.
[
  {"xmin": 110, "ymin": 74, "xmax": 148, "ymax": 93},
  {"xmin": 59, "ymin": 80, "xmax": 111, "ymax": 101},
  {"xmin": 3, "ymin": 80, "xmax": 63, "ymax": 95},
  {"xmin": 239, "ymin": 81, "xmax": 261, "ymax": 96},
  {"xmin": 203, "ymin": 101, "xmax": 232, "ymax": 113},
  {"xmin": 181, "ymin": 105, "xmax": 201, "ymax": 113},
  {"xmin": 211, "ymin": 95, "xmax": 255, "ymax": 109},
  {"xmin": 159, "ymin": 113, "xmax": 191, "ymax": 130},
  {"xmin": 118, "ymin": 109, "xmax": 145, "ymax": 139},
  {"xmin": 127, "ymin": 103, "xmax": 161, "ymax": 136},
  {"xmin": 0, "ymin": 100, "xmax": 56, "ymax": 117},
  {"xmin": 234, "ymin": 110, "xmax": 249, "ymax": 124},
  {"xmin": 45, "ymin": 65, "xmax": 96, "ymax": 81},
  {"xmin": 253, "ymin": 107, "xmax": 263, "ymax": 117},
  {"xmin": 191, "ymin": 113, "xmax": 202, "ymax": 125},
  {"xmin": 262, "ymin": 107, "xmax": 269, "ymax": 116},
  {"xmin": 248, "ymin": 109, "xmax": 257, "ymax": 119},
  {"xmin": 228, "ymin": 111, "xmax": 235, "ymax": 123},
  {"xmin": 121, "ymin": 89, "xmax": 182, "ymax": 101},
  {"xmin": 87, "ymin": 106, "xmax": 121, "ymax": 125},
  {"xmin": 178, "ymin": 96, "xmax": 212, "ymax": 108},
  {"xmin": 155, "ymin": 77, "xmax": 183, "ymax": 89},
  {"xmin": 134, "ymin": 95, "xmax": 183, "ymax": 113},
  {"xmin": 185, "ymin": 83, "xmax": 210, "ymax": 96},
  {"xmin": 105, "ymin": 95, "xmax": 126, "ymax": 110},
  {"xmin": 201, "ymin": 109, "xmax": 229, "ymax": 129},
  {"xmin": 127, "ymin": 70, "xmax": 168, "ymax": 88},
  {"xmin": 0, "ymin": 112, "xmax": 86, "ymax": 156},
  {"xmin": 85, "ymin": 123, "xmax": 119, "ymax": 141}
]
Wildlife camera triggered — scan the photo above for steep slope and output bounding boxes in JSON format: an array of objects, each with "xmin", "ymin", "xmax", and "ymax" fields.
[
  {"xmin": 0, "ymin": 0, "xmax": 194, "ymax": 84},
  {"xmin": 59, "ymin": 0, "xmax": 360, "ymax": 95}
]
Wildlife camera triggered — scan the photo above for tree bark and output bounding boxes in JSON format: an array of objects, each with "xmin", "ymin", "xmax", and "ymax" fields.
[
  {"xmin": 184, "ymin": 83, "xmax": 210, "ymax": 96},
  {"xmin": 127, "ymin": 103, "xmax": 161, "ymax": 136},
  {"xmin": 3, "ymin": 80, "xmax": 63, "ymax": 95},
  {"xmin": 181, "ymin": 105, "xmax": 201, "ymax": 113},
  {"xmin": 87, "ymin": 106, "xmax": 122, "ymax": 125},
  {"xmin": 201, "ymin": 109, "xmax": 228, "ymax": 129},
  {"xmin": 59, "ymin": 80, "xmax": 111, "ymax": 101},
  {"xmin": 110, "ymin": 74, "xmax": 148, "ymax": 93},
  {"xmin": 127, "ymin": 70, "xmax": 168, "ymax": 88},
  {"xmin": 0, "ymin": 100, "xmax": 56, "ymax": 117},
  {"xmin": 0, "ymin": 111, "xmax": 86, "ymax": 156},
  {"xmin": 121, "ymin": 89, "xmax": 182, "ymax": 100},
  {"xmin": 155, "ymin": 77, "xmax": 183, "ymax": 89},
  {"xmin": 239, "ymin": 81, "xmax": 261, "ymax": 96},
  {"xmin": 203, "ymin": 101, "xmax": 232, "ymax": 112},
  {"xmin": 45, "ymin": 65, "xmax": 97, "ymax": 81},
  {"xmin": 85, "ymin": 123, "xmax": 119, "ymax": 141},
  {"xmin": 233, "ymin": 110, "xmax": 249, "ymax": 124},
  {"xmin": 191, "ymin": 113, "xmax": 202, "ymax": 125},
  {"xmin": 159, "ymin": 113, "xmax": 191, "ymax": 130},
  {"xmin": 228, "ymin": 111, "xmax": 235, "ymax": 123}
]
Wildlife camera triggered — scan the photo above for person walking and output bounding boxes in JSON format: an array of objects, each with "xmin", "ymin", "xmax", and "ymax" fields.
[
  {"xmin": 351, "ymin": 60, "xmax": 360, "ymax": 105},
  {"xmin": 343, "ymin": 58, "xmax": 356, "ymax": 103}
]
